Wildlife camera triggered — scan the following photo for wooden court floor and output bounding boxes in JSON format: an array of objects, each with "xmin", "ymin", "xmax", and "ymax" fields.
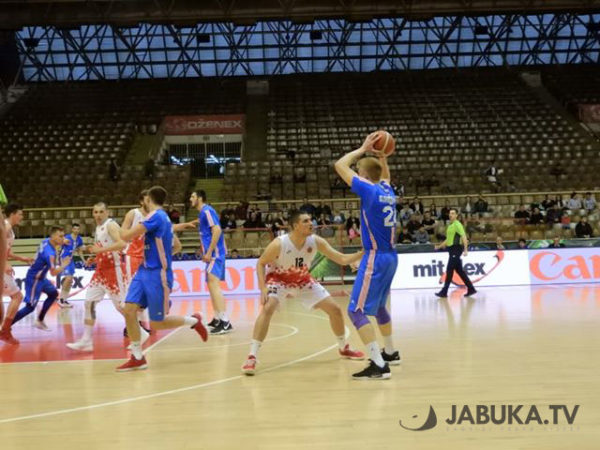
[{"xmin": 1, "ymin": 284, "xmax": 599, "ymax": 450}]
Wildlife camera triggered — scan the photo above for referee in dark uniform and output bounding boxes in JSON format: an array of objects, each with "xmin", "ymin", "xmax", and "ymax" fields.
[{"xmin": 434, "ymin": 208, "xmax": 477, "ymax": 298}]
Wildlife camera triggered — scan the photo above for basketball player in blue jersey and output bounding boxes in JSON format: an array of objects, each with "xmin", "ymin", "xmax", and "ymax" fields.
[
  {"xmin": 57, "ymin": 223, "xmax": 85, "ymax": 308},
  {"xmin": 188, "ymin": 190, "xmax": 233, "ymax": 334},
  {"xmin": 11, "ymin": 226, "xmax": 72, "ymax": 332},
  {"xmin": 116, "ymin": 186, "xmax": 208, "ymax": 372},
  {"xmin": 334, "ymin": 132, "xmax": 401, "ymax": 379}
]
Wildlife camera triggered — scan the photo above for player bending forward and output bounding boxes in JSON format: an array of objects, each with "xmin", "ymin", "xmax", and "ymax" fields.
[{"xmin": 242, "ymin": 211, "xmax": 365, "ymax": 375}]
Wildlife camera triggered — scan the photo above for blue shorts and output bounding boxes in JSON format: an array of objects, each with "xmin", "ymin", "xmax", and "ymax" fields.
[
  {"xmin": 349, "ymin": 251, "xmax": 398, "ymax": 315},
  {"xmin": 206, "ymin": 256, "xmax": 226, "ymax": 281},
  {"xmin": 24, "ymin": 277, "xmax": 57, "ymax": 308},
  {"xmin": 125, "ymin": 268, "xmax": 173, "ymax": 322},
  {"xmin": 57, "ymin": 262, "xmax": 76, "ymax": 285}
]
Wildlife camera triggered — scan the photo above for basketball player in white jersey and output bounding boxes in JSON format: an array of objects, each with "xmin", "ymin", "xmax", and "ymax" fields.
[
  {"xmin": 66, "ymin": 202, "xmax": 148, "ymax": 352},
  {"xmin": 242, "ymin": 211, "xmax": 365, "ymax": 375},
  {"xmin": 0, "ymin": 204, "xmax": 33, "ymax": 344}
]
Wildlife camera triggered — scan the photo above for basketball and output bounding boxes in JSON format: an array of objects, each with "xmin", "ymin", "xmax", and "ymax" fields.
[{"xmin": 373, "ymin": 130, "xmax": 395, "ymax": 156}]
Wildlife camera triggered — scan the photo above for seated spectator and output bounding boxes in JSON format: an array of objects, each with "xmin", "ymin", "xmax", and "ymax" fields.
[
  {"xmin": 397, "ymin": 225, "xmax": 412, "ymax": 244},
  {"xmin": 318, "ymin": 214, "xmax": 334, "ymax": 237},
  {"xmin": 560, "ymin": 213, "xmax": 571, "ymax": 230},
  {"xmin": 332, "ymin": 210, "xmax": 345, "ymax": 225},
  {"xmin": 395, "ymin": 196, "xmax": 405, "ymax": 214},
  {"xmin": 567, "ymin": 192, "xmax": 582, "ymax": 211},
  {"xmin": 244, "ymin": 212, "xmax": 262, "ymax": 229},
  {"xmin": 235, "ymin": 201, "xmax": 249, "ymax": 221},
  {"xmin": 517, "ymin": 238, "xmax": 528, "ymax": 249},
  {"xmin": 409, "ymin": 197, "xmax": 424, "ymax": 215},
  {"xmin": 553, "ymin": 195, "xmax": 565, "ymax": 209},
  {"xmin": 494, "ymin": 236, "xmax": 505, "ymax": 250},
  {"xmin": 398, "ymin": 205, "xmax": 414, "ymax": 224},
  {"xmin": 485, "ymin": 160, "xmax": 501, "ymax": 187},
  {"xmin": 549, "ymin": 237, "xmax": 565, "ymax": 248},
  {"xmin": 263, "ymin": 214, "xmax": 274, "ymax": 230},
  {"xmin": 422, "ymin": 211, "xmax": 436, "ymax": 235},
  {"xmin": 583, "ymin": 192, "xmax": 596, "ymax": 212},
  {"xmin": 541, "ymin": 194, "xmax": 555, "ymax": 211},
  {"xmin": 440, "ymin": 202, "xmax": 451, "ymax": 222},
  {"xmin": 406, "ymin": 214, "xmax": 422, "ymax": 236},
  {"xmin": 514, "ymin": 205, "xmax": 530, "ymax": 225},
  {"xmin": 545, "ymin": 204, "xmax": 562, "ymax": 225},
  {"xmin": 529, "ymin": 207, "xmax": 544, "ymax": 225},
  {"xmin": 473, "ymin": 195, "xmax": 489, "ymax": 214},
  {"xmin": 346, "ymin": 215, "xmax": 361, "ymax": 242},
  {"xmin": 221, "ymin": 213, "xmax": 237, "ymax": 231},
  {"xmin": 413, "ymin": 225, "xmax": 430, "ymax": 244},
  {"xmin": 461, "ymin": 196, "xmax": 473, "ymax": 217},
  {"xmin": 229, "ymin": 249, "xmax": 241, "ymax": 259},
  {"xmin": 575, "ymin": 217, "xmax": 593, "ymax": 238},
  {"xmin": 272, "ymin": 214, "xmax": 287, "ymax": 236}
]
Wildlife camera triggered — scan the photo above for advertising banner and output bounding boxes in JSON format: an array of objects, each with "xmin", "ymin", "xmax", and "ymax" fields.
[{"xmin": 162, "ymin": 114, "xmax": 245, "ymax": 135}]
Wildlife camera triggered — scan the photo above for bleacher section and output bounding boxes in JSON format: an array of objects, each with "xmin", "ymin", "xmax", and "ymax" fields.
[
  {"xmin": 223, "ymin": 69, "xmax": 599, "ymax": 202},
  {"xmin": 543, "ymin": 65, "xmax": 600, "ymax": 107}
]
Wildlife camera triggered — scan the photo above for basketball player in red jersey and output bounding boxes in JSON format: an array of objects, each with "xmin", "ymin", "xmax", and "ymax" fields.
[
  {"xmin": 242, "ymin": 211, "xmax": 365, "ymax": 375},
  {"xmin": 66, "ymin": 202, "xmax": 145, "ymax": 352}
]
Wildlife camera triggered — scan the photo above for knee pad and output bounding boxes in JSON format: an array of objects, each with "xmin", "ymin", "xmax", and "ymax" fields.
[
  {"xmin": 348, "ymin": 308, "xmax": 370, "ymax": 330},
  {"xmin": 84, "ymin": 300, "xmax": 97, "ymax": 321},
  {"xmin": 375, "ymin": 307, "xmax": 391, "ymax": 325}
]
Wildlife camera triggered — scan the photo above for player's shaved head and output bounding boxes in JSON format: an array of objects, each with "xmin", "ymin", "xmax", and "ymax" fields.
[
  {"xmin": 93, "ymin": 202, "xmax": 107, "ymax": 210},
  {"xmin": 357, "ymin": 157, "xmax": 382, "ymax": 182}
]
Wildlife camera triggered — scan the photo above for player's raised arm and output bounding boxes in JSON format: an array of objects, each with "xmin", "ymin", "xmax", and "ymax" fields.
[
  {"xmin": 314, "ymin": 235, "xmax": 363, "ymax": 266},
  {"xmin": 256, "ymin": 238, "xmax": 281, "ymax": 305},
  {"xmin": 377, "ymin": 153, "xmax": 391, "ymax": 185},
  {"xmin": 334, "ymin": 132, "xmax": 379, "ymax": 187}
]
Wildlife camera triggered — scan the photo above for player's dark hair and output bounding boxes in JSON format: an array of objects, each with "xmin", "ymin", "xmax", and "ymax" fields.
[
  {"xmin": 139, "ymin": 189, "xmax": 148, "ymax": 202},
  {"xmin": 49, "ymin": 226, "xmax": 64, "ymax": 235},
  {"xmin": 3, "ymin": 203, "xmax": 22, "ymax": 217},
  {"xmin": 147, "ymin": 186, "xmax": 168, "ymax": 206},
  {"xmin": 194, "ymin": 190, "xmax": 207, "ymax": 202},
  {"xmin": 71, "ymin": 223, "xmax": 80, "ymax": 228},
  {"xmin": 449, "ymin": 207, "xmax": 458, "ymax": 214},
  {"xmin": 289, "ymin": 210, "xmax": 309, "ymax": 229}
]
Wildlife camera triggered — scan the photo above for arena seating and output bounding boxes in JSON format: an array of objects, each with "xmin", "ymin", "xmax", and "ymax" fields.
[
  {"xmin": 543, "ymin": 64, "xmax": 600, "ymax": 106},
  {"xmin": 223, "ymin": 69, "xmax": 599, "ymax": 202}
]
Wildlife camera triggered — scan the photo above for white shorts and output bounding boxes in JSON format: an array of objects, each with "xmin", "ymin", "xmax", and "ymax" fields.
[
  {"xmin": 3, "ymin": 273, "xmax": 20, "ymax": 297},
  {"xmin": 86, "ymin": 283, "xmax": 124, "ymax": 309},
  {"xmin": 267, "ymin": 282, "xmax": 330, "ymax": 310}
]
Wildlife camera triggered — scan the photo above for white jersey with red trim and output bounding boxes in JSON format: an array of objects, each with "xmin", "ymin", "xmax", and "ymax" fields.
[
  {"xmin": 91, "ymin": 218, "xmax": 126, "ymax": 294},
  {"xmin": 265, "ymin": 234, "xmax": 317, "ymax": 288},
  {"xmin": 125, "ymin": 208, "xmax": 145, "ymax": 259}
]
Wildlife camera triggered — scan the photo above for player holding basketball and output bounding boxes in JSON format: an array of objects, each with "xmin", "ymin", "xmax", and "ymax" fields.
[
  {"xmin": 66, "ymin": 202, "xmax": 138, "ymax": 352},
  {"xmin": 334, "ymin": 132, "xmax": 401, "ymax": 380},
  {"xmin": 11, "ymin": 226, "xmax": 71, "ymax": 332},
  {"xmin": 57, "ymin": 222, "xmax": 85, "ymax": 308},
  {"xmin": 241, "ymin": 211, "xmax": 365, "ymax": 375},
  {"xmin": 1, "ymin": 204, "xmax": 33, "ymax": 343},
  {"xmin": 188, "ymin": 190, "xmax": 233, "ymax": 334},
  {"xmin": 115, "ymin": 186, "xmax": 208, "ymax": 372}
]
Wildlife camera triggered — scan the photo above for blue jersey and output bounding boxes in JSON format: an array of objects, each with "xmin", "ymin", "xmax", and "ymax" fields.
[
  {"xmin": 351, "ymin": 176, "xmax": 397, "ymax": 252},
  {"xmin": 141, "ymin": 209, "xmax": 173, "ymax": 271},
  {"xmin": 27, "ymin": 238, "xmax": 57, "ymax": 281},
  {"xmin": 198, "ymin": 205, "xmax": 227, "ymax": 259},
  {"xmin": 62, "ymin": 233, "xmax": 83, "ymax": 258}
]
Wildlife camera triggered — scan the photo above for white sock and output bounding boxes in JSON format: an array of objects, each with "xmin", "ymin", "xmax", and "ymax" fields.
[
  {"xmin": 249, "ymin": 339, "xmax": 262, "ymax": 357},
  {"xmin": 82, "ymin": 324, "xmax": 93, "ymax": 342},
  {"xmin": 60, "ymin": 286, "xmax": 69, "ymax": 301},
  {"xmin": 383, "ymin": 335, "xmax": 395, "ymax": 355},
  {"xmin": 217, "ymin": 311, "xmax": 229, "ymax": 323},
  {"xmin": 183, "ymin": 316, "xmax": 198, "ymax": 327},
  {"xmin": 366, "ymin": 341, "xmax": 385, "ymax": 368},
  {"xmin": 336, "ymin": 335, "xmax": 346, "ymax": 350},
  {"xmin": 130, "ymin": 341, "xmax": 143, "ymax": 360}
]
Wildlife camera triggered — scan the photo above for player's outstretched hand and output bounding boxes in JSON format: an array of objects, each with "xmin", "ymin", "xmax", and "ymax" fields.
[{"xmin": 360, "ymin": 131, "xmax": 380, "ymax": 154}]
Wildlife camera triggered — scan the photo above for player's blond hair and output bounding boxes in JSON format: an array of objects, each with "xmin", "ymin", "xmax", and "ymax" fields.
[{"xmin": 358, "ymin": 157, "xmax": 382, "ymax": 182}]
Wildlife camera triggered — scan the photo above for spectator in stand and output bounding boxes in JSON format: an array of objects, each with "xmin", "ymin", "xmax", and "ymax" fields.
[
  {"xmin": 235, "ymin": 201, "xmax": 249, "ymax": 221},
  {"xmin": 221, "ymin": 213, "xmax": 237, "ymax": 231},
  {"xmin": 413, "ymin": 225, "xmax": 430, "ymax": 244},
  {"xmin": 272, "ymin": 213, "xmax": 287, "ymax": 237},
  {"xmin": 263, "ymin": 214, "xmax": 274, "ymax": 230},
  {"xmin": 553, "ymin": 195, "xmax": 565, "ymax": 209},
  {"xmin": 247, "ymin": 203, "xmax": 262, "ymax": 222},
  {"xmin": 529, "ymin": 207, "xmax": 544, "ymax": 225},
  {"xmin": 406, "ymin": 214, "xmax": 422, "ymax": 236},
  {"xmin": 567, "ymin": 192, "xmax": 582, "ymax": 211},
  {"xmin": 494, "ymin": 236, "xmax": 505, "ymax": 250},
  {"xmin": 549, "ymin": 237, "xmax": 565, "ymax": 248},
  {"xmin": 409, "ymin": 196, "xmax": 424, "ymax": 215},
  {"xmin": 541, "ymin": 194, "xmax": 555, "ymax": 211},
  {"xmin": 332, "ymin": 210, "xmax": 345, "ymax": 225},
  {"xmin": 473, "ymin": 195, "xmax": 489, "ymax": 214},
  {"xmin": 485, "ymin": 160, "xmax": 501, "ymax": 188},
  {"xmin": 546, "ymin": 204, "xmax": 561, "ymax": 225},
  {"xmin": 517, "ymin": 238, "xmax": 528, "ymax": 249},
  {"xmin": 398, "ymin": 204, "xmax": 414, "ymax": 224},
  {"xmin": 315, "ymin": 202, "xmax": 332, "ymax": 220},
  {"xmin": 318, "ymin": 213, "xmax": 334, "ymax": 237},
  {"xmin": 422, "ymin": 211, "xmax": 436, "ymax": 236},
  {"xmin": 583, "ymin": 192, "xmax": 596, "ymax": 213},
  {"xmin": 561, "ymin": 213, "xmax": 571, "ymax": 230},
  {"xmin": 299, "ymin": 198, "xmax": 316, "ymax": 216},
  {"xmin": 575, "ymin": 217, "xmax": 594, "ymax": 238},
  {"xmin": 167, "ymin": 203, "xmax": 180, "ymax": 224},
  {"xmin": 514, "ymin": 205, "xmax": 530, "ymax": 225},
  {"xmin": 243, "ymin": 212, "xmax": 262, "ymax": 229},
  {"xmin": 429, "ymin": 203, "xmax": 439, "ymax": 219},
  {"xmin": 108, "ymin": 159, "xmax": 119, "ymax": 182},
  {"xmin": 229, "ymin": 249, "xmax": 241, "ymax": 259},
  {"xmin": 345, "ymin": 215, "xmax": 360, "ymax": 242},
  {"xmin": 397, "ymin": 224, "xmax": 412, "ymax": 244},
  {"xmin": 461, "ymin": 196, "xmax": 473, "ymax": 218},
  {"xmin": 440, "ymin": 201, "xmax": 451, "ymax": 222}
]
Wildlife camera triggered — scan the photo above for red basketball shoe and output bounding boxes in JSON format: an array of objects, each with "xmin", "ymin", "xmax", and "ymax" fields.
[
  {"xmin": 241, "ymin": 355, "xmax": 257, "ymax": 375},
  {"xmin": 191, "ymin": 313, "xmax": 208, "ymax": 342},
  {"xmin": 339, "ymin": 344, "xmax": 365, "ymax": 360},
  {"xmin": 116, "ymin": 356, "xmax": 148, "ymax": 372}
]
